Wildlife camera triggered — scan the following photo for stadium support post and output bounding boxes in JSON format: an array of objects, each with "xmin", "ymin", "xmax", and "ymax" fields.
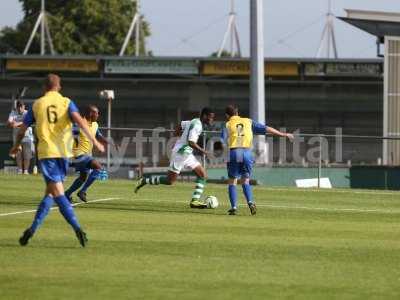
[
  {"xmin": 23, "ymin": 0, "xmax": 55, "ymax": 55},
  {"xmin": 120, "ymin": 0, "xmax": 142, "ymax": 56},
  {"xmin": 202, "ymin": 134, "xmax": 207, "ymax": 169},
  {"xmin": 316, "ymin": 0, "xmax": 338, "ymax": 59},
  {"xmin": 250, "ymin": 0, "xmax": 268, "ymax": 164},
  {"xmin": 218, "ymin": 0, "xmax": 242, "ymax": 57},
  {"xmin": 318, "ymin": 135, "xmax": 322, "ymax": 188}
]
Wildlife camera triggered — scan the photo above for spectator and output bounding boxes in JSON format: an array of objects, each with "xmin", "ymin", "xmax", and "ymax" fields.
[{"xmin": 7, "ymin": 100, "xmax": 34, "ymax": 174}]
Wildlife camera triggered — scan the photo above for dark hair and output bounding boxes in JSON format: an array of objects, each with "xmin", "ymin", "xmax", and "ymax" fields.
[
  {"xmin": 200, "ymin": 107, "xmax": 214, "ymax": 117},
  {"xmin": 84, "ymin": 105, "xmax": 98, "ymax": 117},
  {"xmin": 45, "ymin": 73, "xmax": 61, "ymax": 90},
  {"xmin": 16, "ymin": 100, "xmax": 25, "ymax": 107},
  {"xmin": 225, "ymin": 105, "xmax": 238, "ymax": 117}
]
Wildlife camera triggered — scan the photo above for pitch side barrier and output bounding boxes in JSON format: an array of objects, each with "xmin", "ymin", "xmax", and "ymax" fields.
[
  {"xmin": 94, "ymin": 127, "xmax": 400, "ymax": 188},
  {"xmin": 2, "ymin": 123, "xmax": 400, "ymax": 189}
]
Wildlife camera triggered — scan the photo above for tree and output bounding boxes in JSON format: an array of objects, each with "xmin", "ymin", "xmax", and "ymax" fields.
[
  {"xmin": 0, "ymin": 0, "xmax": 150, "ymax": 55},
  {"xmin": 210, "ymin": 50, "xmax": 239, "ymax": 58}
]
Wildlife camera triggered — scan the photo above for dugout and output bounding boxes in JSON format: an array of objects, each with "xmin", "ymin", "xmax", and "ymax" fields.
[{"xmin": 349, "ymin": 165, "xmax": 400, "ymax": 190}]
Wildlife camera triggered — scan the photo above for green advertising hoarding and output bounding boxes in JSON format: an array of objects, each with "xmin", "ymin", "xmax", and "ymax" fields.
[{"xmin": 105, "ymin": 59, "xmax": 199, "ymax": 74}]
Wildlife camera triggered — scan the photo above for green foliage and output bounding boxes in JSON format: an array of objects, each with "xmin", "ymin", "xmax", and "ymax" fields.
[
  {"xmin": 210, "ymin": 50, "xmax": 238, "ymax": 58},
  {"xmin": 0, "ymin": 0, "xmax": 150, "ymax": 55}
]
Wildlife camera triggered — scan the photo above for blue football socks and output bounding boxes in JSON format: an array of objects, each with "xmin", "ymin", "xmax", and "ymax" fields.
[
  {"xmin": 30, "ymin": 195, "xmax": 54, "ymax": 233},
  {"xmin": 54, "ymin": 195, "xmax": 81, "ymax": 231},
  {"xmin": 80, "ymin": 169, "xmax": 101, "ymax": 193},
  {"xmin": 65, "ymin": 177, "xmax": 85, "ymax": 197},
  {"xmin": 228, "ymin": 185, "xmax": 238, "ymax": 209},
  {"xmin": 242, "ymin": 183, "xmax": 253, "ymax": 205}
]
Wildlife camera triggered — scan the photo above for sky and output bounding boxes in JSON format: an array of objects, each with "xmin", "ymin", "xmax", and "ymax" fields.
[{"xmin": 1, "ymin": 0, "xmax": 400, "ymax": 58}]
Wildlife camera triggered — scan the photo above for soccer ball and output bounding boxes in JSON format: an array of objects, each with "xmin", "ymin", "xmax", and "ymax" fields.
[{"xmin": 206, "ymin": 196, "xmax": 219, "ymax": 209}]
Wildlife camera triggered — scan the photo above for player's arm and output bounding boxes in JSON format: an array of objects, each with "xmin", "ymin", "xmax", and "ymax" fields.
[
  {"xmin": 174, "ymin": 124, "xmax": 183, "ymax": 137},
  {"xmin": 96, "ymin": 129, "xmax": 110, "ymax": 146},
  {"xmin": 221, "ymin": 126, "xmax": 228, "ymax": 144},
  {"xmin": 174, "ymin": 120, "xmax": 189, "ymax": 137},
  {"xmin": 68, "ymin": 102, "xmax": 105, "ymax": 153},
  {"xmin": 6, "ymin": 113, "xmax": 22, "ymax": 128},
  {"xmin": 71, "ymin": 112, "xmax": 105, "ymax": 153},
  {"xmin": 266, "ymin": 126, "xmax": 294, "ymax": 141},
  {"xmin": 10, "ymin": 125, "xmax": 28, "ymax": 157},
  {"xmin": 9, "ymin": 109, "xmax": 33, "ymax": 156},
  {"xmin": 7, "ymin": 120, "xmax": 23, "ymax": 128},
  {"xmin": 252, "ymin": 120, "xmax": 294, "ymax": 141},
  {"xmin": 188, "ymin": 140, "xmax": 207, "ymax": 155},
  {"xmin": 188, "ymin": 123, "xmax": 208, "ymax": 156}
]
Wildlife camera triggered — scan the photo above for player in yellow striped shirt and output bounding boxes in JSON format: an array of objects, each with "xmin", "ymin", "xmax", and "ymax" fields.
[
  {"xmin": 10, "ymin": 74, "xmax": 105, "ymax": 247},
  {"xmin": 66, "ymin": 105, "xmax": 108, "ymax": 203}
]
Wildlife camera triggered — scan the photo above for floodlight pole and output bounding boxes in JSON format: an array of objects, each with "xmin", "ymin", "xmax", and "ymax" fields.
[
  {"xmin": 120, "ymin": 0, "xmax": 142, "ymax": 56},
  {"xmin": 41, "ymin": 0, "xmax": 45, "ymax": 54},
  {"xmin": 136, "ymin": 0, "xmax": 141, "ymax": 56},
  {"xmin": 218, "ymin": 0, "xmax": 242, "ymax": 57},
  {"xmin": 316, "ymin": 0, "xmax": 338, "ymax": 58},
  {"xmin": 24, "ymin": 0, "xmax": 55, "ymax": 55},
  {"xmin": 250, "ymin": 0, "xmax": 267, "ymax": 163},
  {"xmin": 250, "ymin": 0, "xmax": 265, "ymax": 126}
]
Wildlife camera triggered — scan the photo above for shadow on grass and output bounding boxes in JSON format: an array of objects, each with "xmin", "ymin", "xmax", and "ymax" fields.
[
  {"xmin": 0, "ymin": 201, "xmax": 40, "ymax": 207},
  {"xmin": 0, "ymin": 242, "xmax": 78, "ymax": 250},
  {"xmin": 75, "ymin": 203, "xmax": 226, "ymax": 216}
]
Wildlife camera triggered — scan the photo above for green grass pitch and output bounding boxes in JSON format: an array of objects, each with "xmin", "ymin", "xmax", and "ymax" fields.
[{"xmin": 1, "ymin": 173, "xmax": 400, "ymax": 299}]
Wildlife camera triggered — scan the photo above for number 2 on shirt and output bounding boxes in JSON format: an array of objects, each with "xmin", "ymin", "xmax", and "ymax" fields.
[{"xmin": 236, "ymin": 123, "xmax": 245, "ymax": 137}]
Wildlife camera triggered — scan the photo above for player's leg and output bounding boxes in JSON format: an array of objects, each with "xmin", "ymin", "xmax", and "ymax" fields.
[
  {"xmin": 49, "ymin": 179, "xmax": 88, "ymax": 247},
  {"xmin": 65, "ymin": 172, "xmax": 88, "ymax": 202},
  {"xmin": 41, "ymin": 158, "xmax": 87, "ymax": 246},
  {"xmin": 227, "ymin": 149, "xmax": 240, "ymax": 215},
  {"xmin": 227, "ymin": 177, "xmax": 238, "ymax": 215},
  {"xmin": 135, "ymin": 170, "xmax": 177, "ymax": 193},
  {"xmin": 49, "ymin": 181, "xmax": 81, "ymax": 230},
  {"xmin": 240, "ymin": 150, "xmax": 256, "ymax": 215},
  {"xmin": 22, "ymin": 143, "xmax": 32, "ymax": 174},
  {"xmin": 78, "ymin": 159, "xmax": 103, "ymax": 201},
  {"xmin": 19, "ymin": 158, "xmax": 86, "ymax": 246},
  {"xmin": 135, "ymin": 153, "xmax": 183, "ymax": 193},
  {"xmin": 19, "ymin": 159, "xmax": 56, "ymax": 246},
  {"xmin": 19, "ymin": 187, "xmax": 54, "ymax": 246},
  {"xmin": 241, "ymin": 177, "xmax": 256, "ymax": 215},
  {"xmin": 190, "ymin": 164, "xmax": 208, "ymax": 209},
  {"xmin": 30, "ymin": 188, "xmax": 54, "ymax": 233},
  {"xmin": 15, "ymin": 149, "xmax": 23, "ymax": 174}
]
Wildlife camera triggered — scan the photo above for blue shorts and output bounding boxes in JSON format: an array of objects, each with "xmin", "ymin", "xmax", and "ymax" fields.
[
  {"xmin": 39, "ymin": 158, "xmax": 69, "ymax": 183},
  {"xmin": 71, "ymin": 155, "xmax": 94, "ymax": 173},
  {"xmin": 227, "ymin": 148, "xmax": 254, "ymax": 179}
]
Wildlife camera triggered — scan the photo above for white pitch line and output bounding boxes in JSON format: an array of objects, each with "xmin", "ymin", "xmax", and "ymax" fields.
[
  {"xmin": 253, "ymin": 203, "xmax": 400, "ymax": 214},
  {"xmin": 256, "ymin": 187, "xmax": 400, "ymax": 196},
  {"xmin": 0, "ymin": 197, "xmax": 121, "ymax": 217},
  {"xmin": 2, "ymin": 195, "xmax": 399, "ymax": 217},
  {"xmin": 136, "ymin": 197, "xmax": 400, "ymax": 215},
  {"xmin": 199, "ymin": 184, "xmax": 400, "ymax": 196}
]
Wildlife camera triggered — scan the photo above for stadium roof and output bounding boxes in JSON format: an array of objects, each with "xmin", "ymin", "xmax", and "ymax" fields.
[{"xmin": 338, "ymin": 9, "xmax": 400, "ymax": 40}]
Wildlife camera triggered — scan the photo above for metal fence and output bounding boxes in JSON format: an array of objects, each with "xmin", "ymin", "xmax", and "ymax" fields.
[
  {"xmin": 91, "ymin": 127, "xmax": 400, "ymax": 186},
  {"xmin": 2, "ymin": 124, "xmax": 400, "ymax": 188}
]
